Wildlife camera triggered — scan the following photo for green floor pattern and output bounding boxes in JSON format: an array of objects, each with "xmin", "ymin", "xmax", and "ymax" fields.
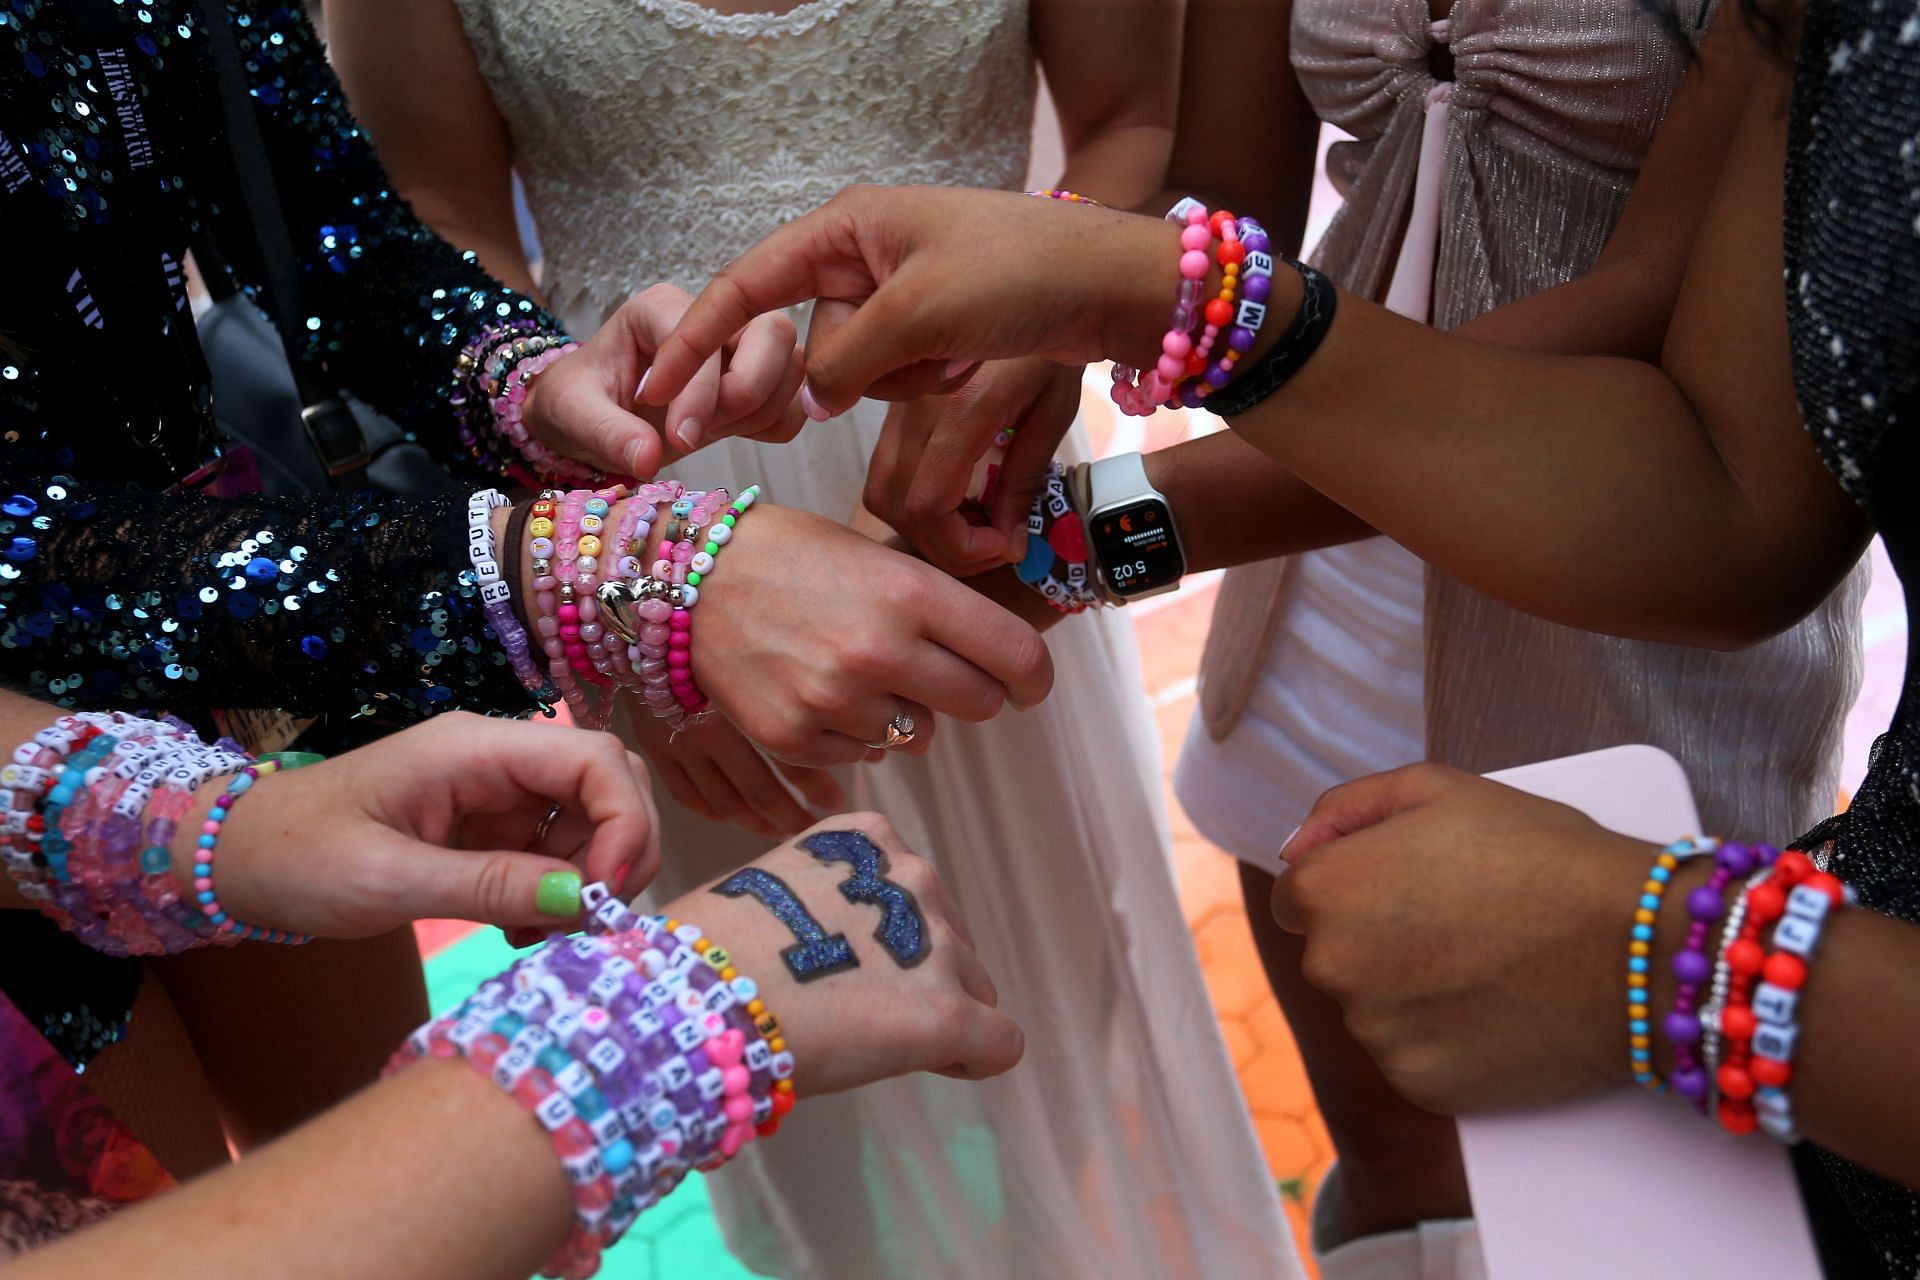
[{"xmin": 424, "ymin": 927, "xmax": 763, "ymax": 1280}]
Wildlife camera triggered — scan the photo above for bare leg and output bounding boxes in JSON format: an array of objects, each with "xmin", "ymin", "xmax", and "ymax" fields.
[
  {"xmin": 149, "ymin": 928, "xmax": 428, "ymax": 1151},
  {"xmin": 83, "ymin": 969, "xmax": 229, "ymax": 1179},
  {"xmin": 1239, "ymin": 862, "xmax": 1471, "ymax": 1241}
]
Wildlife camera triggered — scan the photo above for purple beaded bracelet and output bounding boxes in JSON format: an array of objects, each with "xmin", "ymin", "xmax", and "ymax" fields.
[
  {"xmin": 468, "ymin": 489, "xmax": 556, "ymax": 699},
  {"xmin": 1664, "ymin": 842, "xmax": 1779, "ymax": 1109}
]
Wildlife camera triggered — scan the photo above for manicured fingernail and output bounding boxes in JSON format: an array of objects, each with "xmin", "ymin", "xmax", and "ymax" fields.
[
  {"xmin": 800, "ymin": 384, "xmax": 831, "ymax": 421},
  {"xmin": 1278, "ymin": 825, "xmax": 1302, "ymax": 858},
  {"xmin": 675, "ymin": 419, "xmax": 704, "ymax": 451},
  {"xmin": 944, "ymin": 359, "xmax": 979, "ymax": 382},
  {"xmin": 635, "ymin": 368, "xmax": 652, "ymax": 400},
  {"xmin": 536, "ymin": 870, "xmax": 582, "ymax": 917},
  {"xmin": 612, "ymin": 861, "xmax": 634, "ymax": 895}
]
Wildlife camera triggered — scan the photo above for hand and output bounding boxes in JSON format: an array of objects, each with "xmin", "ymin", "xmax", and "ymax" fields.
[
  {"xmin": 1272, "ymin": 763, "xmax": 1664, "ymax": 1115},
  {"xmin": 675, "ymin": 812, "xmax": 1024, "ymax": 1095},
  {"xmin": 695, "ymin": 501, "xmax": 1055, "ymax": 766},
  {"xmin": 627, "ymin": 711, "xmax": 845, "ymax": 840},
  {"xmin": 865, "ymin": 356, "xmax": 1084, "ymax": 573},
  {"xmin": 524, "ymin": 283, "xmax": 806, "ymax": 477},
  {"xmin": 643, "ymin": 185, "xmax": 1193, "ymax": 418},
  {"xmin": 200, "ymin": 713, "xmax": 661, "ymax": 939}
]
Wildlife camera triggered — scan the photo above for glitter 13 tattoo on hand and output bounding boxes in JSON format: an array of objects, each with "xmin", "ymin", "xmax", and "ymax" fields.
[
  {"xmin": 710, "ymin": 867, "xmax": 859, "ymax": 982},
  {"xmin": 804, "ymin": 830, "xmax": 929, "ymax": 968}
]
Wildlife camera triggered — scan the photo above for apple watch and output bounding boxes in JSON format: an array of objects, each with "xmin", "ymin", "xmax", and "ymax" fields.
[{"xmin": 1074, "ymin": 452, "xmax": 1186, "ymax": 604}]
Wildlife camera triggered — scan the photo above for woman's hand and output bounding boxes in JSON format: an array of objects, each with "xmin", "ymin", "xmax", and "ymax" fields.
[
  {"xmin": 693, "ymin": 501, "xmax": 1055, "ymax": 766},
  {"xmin": 525, "ymin": 284, "xmax": 806, "ymax": 477},
  {"xmin": 1272, "ymin": 764, "xmax": 1670, "ymax": 1116},
  {"xmin": 201, "ymin": 713, "xmax": 661, "ymax": 939},
  {"xmin": 626, "ymin": 711, "xmax": 844, "ymax": 840},
  {"xmin": 865, "ymin": 356, "xmax": 1085, "ymax": 574},
  {"xmin": 643, "ymin": 186, "xmax": 1183, "ymax": 419},
  {"xmin": 676, "ymin": 811, "xmax": 1024, "ymax": 1095}
]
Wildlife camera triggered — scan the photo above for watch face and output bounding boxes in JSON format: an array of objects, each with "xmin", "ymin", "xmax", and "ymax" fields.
[{"xmin": 1092, "ymin": 499, "xmax": 1183, "ymax": 597}]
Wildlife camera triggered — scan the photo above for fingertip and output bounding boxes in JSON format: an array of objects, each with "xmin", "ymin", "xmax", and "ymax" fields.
[{"xmin": 800, "ymin": 384, "xmax": 833, "ymax": 422}]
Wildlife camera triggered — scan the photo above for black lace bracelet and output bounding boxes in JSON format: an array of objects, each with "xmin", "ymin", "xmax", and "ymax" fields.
[{"xmin": 1204, "ymin": 257, "xmax": 1338, "ymax": 419}]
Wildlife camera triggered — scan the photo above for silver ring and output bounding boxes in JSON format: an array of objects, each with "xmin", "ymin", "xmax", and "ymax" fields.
[
  {"xmin": 865, "ymin": 703, "xmax": 916, "ymax": 751},
  {"xmin": 529, "ymin": 801, "xmax": 565, "ymax": 848}
]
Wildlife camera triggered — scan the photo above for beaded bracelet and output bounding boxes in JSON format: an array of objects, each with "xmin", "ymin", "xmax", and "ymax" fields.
[
  {"xmin": 1750, "ymin": 857, "xmax": 1851, "ymax": 1143},
  {"xmin": 1664, "ymin": 842, "xmax": 1776, "ymax": 1109},
  {"xmin": 1627, "ymin": 836, "xmax": 1719, "ymax": 1092},
  {"xmin": 1111, "ymin": 198, "xmax": 1214, "ymax": 417},
  {"xmin": 531, "ymin": 491, "xmax": 592, "ymax": 723},
  {"xmin": 193, "ymin": 761, "xmax": 311, "ymax": 945},
  {"xmin": 1699, "ymin": 866, "xmax": 1770, "ymax": 1090},
  {"xmin": 1026, "ymin": 188, "xmax": 1105, "ymax": 206},
  {"xmin": 1014, "ymin": 461, "xmax": 1100, "ymax": 614},
  {"xmin": 468, "ymin": 488, "xmax": 556, "ymax": 699},
  {"xmin": 1713, "ymin": 851, "xmax": 1798, "ymax": 1134}
]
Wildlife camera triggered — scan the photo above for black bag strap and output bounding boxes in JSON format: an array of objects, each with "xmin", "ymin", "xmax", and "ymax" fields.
[{"xmin": 198, "ymin": 0, "xmax": 371, "ymax": 488}]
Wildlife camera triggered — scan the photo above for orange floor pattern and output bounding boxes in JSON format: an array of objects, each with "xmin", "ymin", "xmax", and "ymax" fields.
[
  {"xmin": 1137, "ymin": 581, "xmax": 1328, "ymax": 1272},
  {"xmin": 1080, "ymin": 387, "xmax": 1328, "ymax": 1272}
]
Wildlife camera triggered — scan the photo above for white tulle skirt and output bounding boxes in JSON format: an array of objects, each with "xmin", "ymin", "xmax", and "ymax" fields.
[{"xmin": 624, "ymin": 310, "xmax": 1298, "ymax": 1280}]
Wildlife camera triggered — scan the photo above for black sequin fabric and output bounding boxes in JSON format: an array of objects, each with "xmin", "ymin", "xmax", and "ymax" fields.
[
  {"xmin": 0, "ymin": 0, "xmax": 567, "ymax": 729},
  {"xmin": 1783, "ymin": 2, "xmax": 1920, "ymax": 1274}
]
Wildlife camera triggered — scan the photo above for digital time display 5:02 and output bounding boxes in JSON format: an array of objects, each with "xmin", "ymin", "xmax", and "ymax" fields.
[{"xmin": 1094, "ymin": 499, "xmax": 1183, "ymax": 598}]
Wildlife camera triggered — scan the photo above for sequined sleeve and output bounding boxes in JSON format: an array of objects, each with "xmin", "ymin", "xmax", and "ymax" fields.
[
  {"xmin": 0, "ymin": 472, "xmax": 538, "ymax": 725},
  {"xmin": 219, "ymin": 4, "xmax": 569, "ymax": 484}
]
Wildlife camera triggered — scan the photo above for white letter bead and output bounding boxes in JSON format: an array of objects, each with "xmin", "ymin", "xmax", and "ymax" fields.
[
  {"xmin": 1245, "ymin": 251, "xmax": 1275, "ymax": 275},
  {"xmin": 1753, "ymin": 982, "xmax": 1799, "ymax": 1025},
  {"xmin": 671, "ymin": 1019, "xmax": 707, "ymax": 1052},
  {"xmin": 580, "ymin": 881, "xmax": 611, "ymax": 910},
  {"xmin": 555, "ymin": 1061, "xmax": 595, "ymax": 1097},
  {"xmin": 535, "ymin": 1092, "xmax": 577, "ymax": 1131},
  {"xmin": 1772, "ymin": 914, "xmax": 1820, "ymax": 956},
  {"xmin": 709, "ymin": 523, "xmax": 731, "ymax": 545},
  {"xmin": 1236, "ymin": 300, "xmax": 1268, "ymax": 330},
  {"xmin": 696, "ymin": 1067, "xmax": 726, "ymax": 1100},
  {"xmin": 589, "ymin": 1110, "xmax": 624, "ymax": 1146},
  {"xmin": 587, "ymin": 1038, "xmax": 628, "ymax": 1074},
  {"xmin": 1786, "ymin": 884, "xmax": 1831, "ymax": 923},
  {"xmin": 561, "ymin": 1150, "xmax": 604, "ymax": 1186},
  {"xmin": 1752, "ymin": 1022, "xmax": 1798, "ymax": 1062},
  {"xmin": 770, "ymin": 1051, "xmax": 796, "ymax": 1080},
  {"xmin": 745, "ymin": 1040, "xmax": 773, "ymax": 1071}
]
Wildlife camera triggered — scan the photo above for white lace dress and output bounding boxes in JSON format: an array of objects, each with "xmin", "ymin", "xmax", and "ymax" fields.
[{"xmin": 451, "ymin": 2, "xmax": 1299, "ymax": 1276}]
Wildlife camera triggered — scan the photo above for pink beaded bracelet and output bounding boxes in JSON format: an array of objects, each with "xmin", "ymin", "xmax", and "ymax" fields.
[
  {"xmin": 1111, "ymin": 198, "xmax": 1215, "ymax": 417},
  {"xmin": 491, "ymin": 340, "xmax": 598, "ymax": 485}
]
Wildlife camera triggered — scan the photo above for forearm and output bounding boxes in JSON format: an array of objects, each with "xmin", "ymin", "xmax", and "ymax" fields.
[
  {"xmin": 9, "ymin": 1057, "xmax": 569, "ymax": 1280},
  {"xmin": 1056, "ymin": 123, "xmax": 1175, "ymax": 211},
  {"xmin": 1038, "ymin": 0, "xmax": 1179, "ymax": 211}
]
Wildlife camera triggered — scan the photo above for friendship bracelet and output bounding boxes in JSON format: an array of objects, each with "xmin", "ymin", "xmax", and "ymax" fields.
[
  {"xmin": 1015, "ymin": 461, "xmax": 1100, "ymax": 614},
  {"xmin": 193, "ymin": 761, "xmax": 311, "ymax": 944},
  {"xmin": 468, "ymin": 489, "xmax": 556, "ymax": 700},
  {"xmin": 1026, "ymin": 189, "xmax": 1105, "ymax": 206},
  {"xmin": 530, "ymin": 491, "xmax": 591, "ymax": 723},
  {"xmin": 1751, "ymin": 857, "xmax": 1851, "ymax": 1143},
  {"xmin": 1627, "ymin": 837, "xmax": 1718, "ymax": 1092},
  {"xmin": 1665, "ymin": 843, "xmax": 1776, "ymax": 1109},
  {"xmin": 1111, "ymin": 198, "xmax": 1215, "ymax": 417},
  {"xmin": 1699, "ymin": 867, "xmax": 1770, "ymax": 1089},
  {"xmin": 1713, "ymin": 848, "xmax": 1800, "ymax": 1134}
]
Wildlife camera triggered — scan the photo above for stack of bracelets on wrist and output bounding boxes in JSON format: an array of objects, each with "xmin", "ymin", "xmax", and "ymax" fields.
[
  {"xmin": 463, "ymin": 328, "xmax": 608, "ymax": 488},
  {"xmin": 1631, "ymin": 836, "xmax": 1853, "ymax": 1144},
  {"xmin": 514, "ymin": 484, "xmax": 765, "ymax": 735},
  {"xmin": 388, "ymin": 881, "xmax": 796, "ymax": 1280},
  {"xmin": 2, "ymin": 712, "xmax": 321, "ymax": 955},
  {"xmin": 1014, "ymin": 462, "xmax": 1100, "ymax": 615}
]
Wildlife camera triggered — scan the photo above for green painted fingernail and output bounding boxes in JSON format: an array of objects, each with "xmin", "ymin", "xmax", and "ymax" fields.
[{"xmin": 536, "ymin": 870, "xmax": 581, "ymax": 917}]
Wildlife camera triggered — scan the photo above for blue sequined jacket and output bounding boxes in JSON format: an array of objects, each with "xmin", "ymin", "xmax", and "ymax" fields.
[{"xmin": 0, "ymin": 0, "xmax": 567, "ymax": 728}]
